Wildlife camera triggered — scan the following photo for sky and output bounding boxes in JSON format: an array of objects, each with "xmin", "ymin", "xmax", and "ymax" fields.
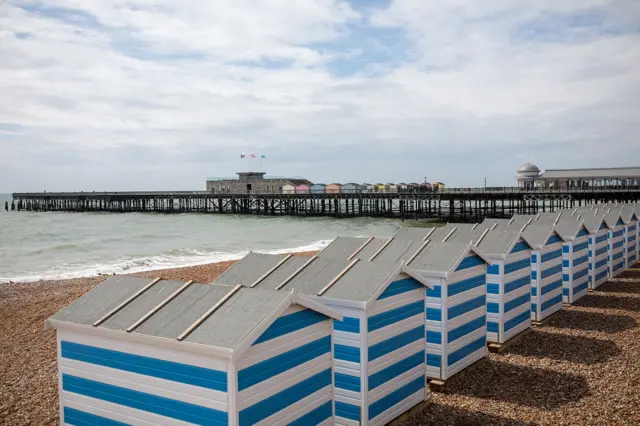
[{"xmin": 1, "ymin": 0, "xmax": 639, "ymax": 192}]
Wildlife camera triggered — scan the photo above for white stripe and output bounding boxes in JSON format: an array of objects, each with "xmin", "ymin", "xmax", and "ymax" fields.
[
  {"xmin": 446, "ymin": 322, "xmax": 485, "ymax": 353},
  {"xmin": 63, "ymin": 392, "xmax": 193, "ymax": 426},
  {"xmin": 447, "ymin": 305, "xmax": 485, "ymax": 331},
  {"xmin": 237, "ymin": 355, "xmax": 331, "ymax": 411},
  {"xmin": 368, "ymin": 289, "xmax": 423, "ymax": 316},
  {"xmin": 256, "ymin": 389, "xmax": 331, "ymax": 426},
  {"xmin": 503, "ymin": 302, "xmax": 530, "ymax": 323},
  {"xmin": 445, "ymin": 345, "xmax": 485, "ymax": 379},
  {"xmin": 334, "ymin": 330, "xmax": 361, "ymax": 347},
  {"xmin": 368, "ymin": 341, "xmax": 424, "ymax": 375},
  {"xmin": 336, "ymin": 417, "xmax": 360, "ymax": 426},
  {"xmin": 335, "ymin": 359, "xmax": 361, "ymax": 373},
  {"xmin": 237, "ymin": 324, "xmax": 329, "ymax": 369},
  {"xmin": 368, "ymin": 364, "xmax": 424, "ymax": 404},
  {"xmin": 369, "ymin": 389, "xmax": 424, "ymax": 426},
  {"xmin": 335, "ymin": 386, "xmax": 360, "ymax": 401},
  {"xmin": 60, "ymin": 363, "xmax": 227, "ymax": 412},
  {"xmin": 334, "ymin": 364, "xmax": 360, "ymax": 377}
]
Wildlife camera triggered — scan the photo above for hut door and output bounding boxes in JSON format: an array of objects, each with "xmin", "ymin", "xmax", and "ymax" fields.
[{"xmin": 247, "ymin": 184, "xmax": 252, "ymax": 192}]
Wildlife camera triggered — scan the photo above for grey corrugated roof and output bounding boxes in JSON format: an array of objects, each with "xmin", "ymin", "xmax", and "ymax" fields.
[
  {"xmin": 213, "ymin": 252, "xmax": 285, "ymax": 286},
  {"xmin": 356, "ymin": 237, "xmax": 391, "ymax": 260},
  {"xmin": 521, "ymin": 223, "xmax": 559, "ymax": 248},
  {"xmin": 533, "ymin": 212, "xmax": 562, "ymax": 224},
  {"xmin": 553, "ymin": 219, "xmax": 586, "ymax": 241},
  {"xmin": 49, "ymin": 276, "xmax": 295, "ymax": 350},
  {"xmin": 477, "ymin": 228, "xmax": 525, "ymax": 255},
  {"xmin": 603, "ymin": 210, "xmax": 622, "ymax": 228},
  {"xmin": 620, "ymin": 205, "xmax": 638, "ymax": 222},
  {"xmin": 393, "ymin": 227, "xmax": 435, "ymax": 241},
  {"xmin": 278, "ymin": 257, "xmax": 353, "ymax": 294},
  {"xmin": 539, "ymin": 167, "xmax": 640, "ymax": 179},
  {"xmin": 253, "ymin": 256, "xmax": 312, "ymax": 290},
  {"xmin": 371, "ymin": 238, "xmax": 425, "ymax": 264},
  {"xmin": 508, "ymin": 215, "xmax": 535, "ymax": 228},
  {"xmin": 481, "ymin": 218, "xmax": 512, "ymax": 231},
  {"xmin": 582, "ymin": 212, "xmax": 607, "ymax": 233},
  {"xmin": 324, "ymin": 260, "xmax": 398, "ymax": 301},
  {"xmin": 408, "ymin": 240, "xmax": 470, "ymax": 272},
  {"xmin": 317, "ymin": 237, "xmax": 368, "ymax": 260}
]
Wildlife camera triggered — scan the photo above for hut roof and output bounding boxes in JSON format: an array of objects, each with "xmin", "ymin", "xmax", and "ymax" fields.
[
  {"xmin": 520, "ymin": 222, "xmax": 564, "ymax": 249},
  {"xmin": 581, "ymin": 212, "xmax": 607, "ymax": 233},
  {"xmin": 392, "ymin": 227, "xmax": 436, "ymax": 241},
  {"xmin": 476, "ymin": 228, "xmax": 530, "ymax": 256},
  {"xmin": 603, "ymin": 209, "xmax": 624, "ymax": 228},
  {"xmin": 407, "ymin": 240, "xmax": 490, "ymax": 274},
  {"xmin": 620, "ymin": 205, "xmax": 638, "ymax": 223},
  {"xmin": 553, "ymin": 218, "xmax": 588, "ymax": 241},
  {"xmin": 46, "ymin": 276, "xmax": 340, "ymax": 357},
  {"xmin": 316, "ymin": 236, "xmax": 370, "ymax": 260}
]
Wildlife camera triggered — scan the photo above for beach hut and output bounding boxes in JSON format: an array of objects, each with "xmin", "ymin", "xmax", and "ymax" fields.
[
  {"xmin": 214, "ymin": 253, "xmax": 434, "ymax": 426},
  {"xmin": 635, "ymin": 204, "xmax": 640, "ymax": 260},
  {"xmin": 620, "ymin": 205, "xmax": 638, "ymax": 267},
  {"xmin": 474, "ymin": 227, "xmax": 533, "ymax": 345},
  {"xmin": 582, "ymin": 211, "xmax": 610, "ymax": 290},
  {"xmin": 604, "ymin": 209, "xmax": 626, "ymax": 277},
  {"xmin": 45, "ymin": 276, "xmax": 342, "ymax": 426},
  {"xmin": 387, "ymin": 184, "xmax": 398, "ymax": 193},
  {"xmin": 553, "ymin": 218, "xmax": 591, "ymax": 305},
  {"xmin": 282, "ymin": 184, "xmax": 295, "ymax": 194},
  {"xmin": 311, "ymin": 183, "xmax": 326, "ymax": 194},
  {"xmin": 295, "ymin": 184, "xmax": 311, "ymax": 194},
  {"xmin": 520, "ymin": 223, "xmax": 566, "ymax": 322},
  {"xmin": 326, "ymin": 183, "xmax": 342, "ymax": 194},
  {"xmin": 342, "ymin": 183, "xmax": 363, "ymax": 194},
  {"xmin": 362, "ymin": 184, "xmax": 373, "ymax": 194}
]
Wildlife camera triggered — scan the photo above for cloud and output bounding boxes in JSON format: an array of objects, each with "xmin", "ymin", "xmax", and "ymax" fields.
[{"xmin": 0, "ymin": 0, "xmax": 639, "ymax": 192}]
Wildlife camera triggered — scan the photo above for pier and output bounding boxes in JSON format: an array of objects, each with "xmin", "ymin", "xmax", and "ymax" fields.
[{"xmin": 10, "ymin": 187, "xmax": 640, "ymax": 221}]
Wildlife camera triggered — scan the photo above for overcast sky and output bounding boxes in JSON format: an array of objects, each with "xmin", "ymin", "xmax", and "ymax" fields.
[{"xmin": 1, "ymin": 0, "xmax": 639, "ymax": 192}]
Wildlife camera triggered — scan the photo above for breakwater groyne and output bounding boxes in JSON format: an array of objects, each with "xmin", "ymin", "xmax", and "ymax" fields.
[{"xmin": 9, "ymin": 188, "xmax": 640, "ymax": 221}]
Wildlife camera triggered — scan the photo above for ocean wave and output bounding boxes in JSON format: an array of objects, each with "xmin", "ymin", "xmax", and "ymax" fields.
[{"xmin": 0, "ymin": 239, "xmax": 332, "ymax": 283}]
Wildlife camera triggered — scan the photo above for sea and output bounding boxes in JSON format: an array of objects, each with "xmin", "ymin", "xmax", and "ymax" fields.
[{"xmin": 0, "ymin": 193, "xmax": 409, "ymax": 283}]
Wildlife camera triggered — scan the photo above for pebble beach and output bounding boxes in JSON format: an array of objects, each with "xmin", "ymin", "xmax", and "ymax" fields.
[{"xmin": 0, "ymin": 255, "xmax": 638, "ymax": 425}]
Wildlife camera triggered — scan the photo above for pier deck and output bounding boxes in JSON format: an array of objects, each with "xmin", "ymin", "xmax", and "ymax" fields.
[{"xmin": 9, "ymin": 188, "xmax": 640, "ymax": 221}]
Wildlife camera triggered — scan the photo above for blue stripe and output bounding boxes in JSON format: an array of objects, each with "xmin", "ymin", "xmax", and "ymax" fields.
[
  {"xmin": 253, "ymin": 310, "xmax": 326, "ymax": 345},
  {"xmin": 613, "ymin": 240, "xmax": 624, "ymax": 250},
  {"xmin": 541, "ymin": 278, "xmax": 562, "ymax": 296},
  {"xmin": 531, "ymin": 286, "xmax": 537, "ymax": 297},
  {"xmin": 613, "ymin": 228, "xmax": 624, "ymax": 237},
  {"xmin": 378, "ymin": 278, "xmax": 423, "ymax": 300},
  {"xmin": 368, "ymin": 300, "xmax": 423, "ymax": 332},
  {"xmin": 427, "ymin": 285, "xmax": 441, "ymax": 298},
  {"xmin": 447, "ymin": 336, "xmax": 486, "ymax": 366},
  {"xmin": 577, "ymin": 228, "xmax": 589, "ymax": 238},
  {"xmin": 563, "ymin": 288, "xmax": 569, "ymax": 297},
  {"xmin": 487, "ymin": 283, "xmax": 500, "ymax": 294},
  {"xmin": 487, "ymin": 321, "xmax": 499, "ymax": 333},
  {"xmin": 574, "ymin": 281, "xmax": 588, "ymax": 295},
  {"xmin": 288, "ymin": 401, "xmax": 332, "ymax": 426},
  {"xmin": 426, "ymin": 308, "xmax": 441, "ymax": 321},
  {"xmin": 505, "ymin": 275, "xmax": 530, "ymax": 294},
  {"xmin": 531, "ymin": 253, "xmax": 538, "ymax": 263},
  {"xmin": 368, "ymin": 326, "xmax": 424, "ymax": 361},
  {"xmin": 596, "ymin": 233, "xmax": 608, "ymax": 243},
  {"xmin": 595, "ymin": 246, "xmax": 608, "ymax": 256},
  {"xmin": 448, "ymin": 274, "xmax": 485, "ymax": 297},
  {"xmin": 563, "ymin": 259, "xmax": 570, "ymax": 268},
  {"xmin": 335, "ymin": 402, "xmax": 360, "ymax": 421},
  {"xmin": 448, "ymin": 316, "xmax": 485, "ymax": 343},
  {"xmin": 239, "ymin": 369, "xmax": 331, "ymax": 426},
  {"xmin": 542, "ymin": 249, "xmax": 562, "ymax": 263},
  {"xmin": 596, "ymin": 269, "xmax": 608, "ymax": 282},
  {"xmin": 599, "ymin": 223, "xmax": 608, "ymax": 231},
  {"xmin": 531, "ymin": 303, "xmax": 537, "ymax": 313},
  {"xmin": 562, "ymin": 245, "xmax": 570, "ymax": 254},
  {"xmin": 505, "ymin": 258, "xmax": 530, "ymax": 275},
  {"xmin": 510, "ymin": 241, "xmax": 530, "ymax": 254},
  {"xmin": 574, "ymin": 254, "xmax": 589, "ymax": 266},
  {"xmin": 63, "ymin": 407, "xmax": 129, "ymax": 426},
  {"xmin": 546, "ymin": 234, "xmax": 563, "ymax": 245},
  {"xmin": 448, "ymin": 295, "xmax": 485, "ymax": 319},
  {"xmin": 368, "ymin": 351, "xmax": 423, "ymax": 390},
  {"xmin": 487, "ymin": 302, "xmax": 499, "ymax": 313},
  {"xmin": 541, "ymin": 294, "xmax": 562, "ymax": 312},
  {"xmin": 541, "ymin": 264, "xmax": 563, "ymax": 279},
  {"xmin": 426, "ymin": 353, "xmax": 441, "ymax": 367},
  {"xmin": 238, "ymin": 335, "xmax": 330, "ymax": 391},
  {"xmin": 334, "ymin": 317, "xmax": 360, "ymax": 334},
  {"xmin": 504, "ymin": 293, "xmax": 530, "ymax": 313},
  {"xmin": 334, "ymin": 344, "xmax": 360, "ymax": 363},
  {"xmin": 574, "ymin": 241, "xmax": 589, "ymax": 252},
  {"xmin": 488, "ymin": 264, "xmax": 500, "ymax": 275},
  {"xmin": 616, "ymin": 218, "xmax": 624, "ymax": 226},
  {"xmin": 574, "ymin": 268, "xmax": 589, "ymax": 280},
  {"xmin": 60, "ymin": 341, "xmax": 227, "ymax": 392},
  {"xmin": 62, "ymin": 374, "xmax": 228, "ymax": 425},
  {"xmin": 426, "ymin": 330, "xmax": 441, "ymax": 344},
  {"xmin": 630, "ymin": 235, "xmax": 637, "ymax": 241},
  {"xmin": 612, "ymin": 251, "xmax": 624, "ymax": 261},
  {"xmin": 504, "ymin": 311, "xmax": 530, "ymax": 332},
  {"xmin": 563, "ymin": 273, "xmax": 569, "ymax": 282},
  {"xmin": 455, "ymin": 255, "xmax": 485, "ymax": 271},
  {"xmin": 335, "ymin": 372, "xmax": 361, "ymax": 393},
  {"xmin": 595, "ymin": 258, "xmax": 608, "ymax": 269},
  {"xmin": 369, "ymin": 377, "xmax": 424, "ymax": 420},
  {"xmin": 614, "ymin": 261, "xmax": 624, "ymax": 272}
]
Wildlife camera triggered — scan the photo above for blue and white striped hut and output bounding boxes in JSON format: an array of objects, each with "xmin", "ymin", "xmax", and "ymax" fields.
[
  {"xmin": 473, "ymin": 226, "xmax": 533, "ymax": 344},
  {"xmin": 604, "ymin": 209, "xmax": 626, "ymax": 277},
  {"xmin": 553, "ymin": 218, "xmax": 591, "ymax": 305},
  {"xmin": 635, "ymin": 203, "xmax": 640, "ymax": 261},
  {"xmin": 45, "ymin": 276, "xmax": 342, "ymax": 426},
  {"xmin": 620, "ymin": 205, "xmax": 638, "ymax": 267},
  {"xmin": 581, "ymin": 211, "xmax": 610, "ymax": 289},
  {"xmin": 520, "ymin": 222, "xmax": 566, "ymax": 322},
  {"xmin": 214, "ymin": 253, "xmax": 435, "ymax": 426}
]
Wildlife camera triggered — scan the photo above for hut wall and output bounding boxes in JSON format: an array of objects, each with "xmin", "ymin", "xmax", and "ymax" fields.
[
  {"xmin": 56, "ymin": 329, "xmax": 229, "ymax": 426},
  {"xmin": 426, "ymin": 256, "xmax": 487, "ymax": 380},
  {"xmin": 588, "ymin": 226, "xmax": 609, "ymax": 289},
  {"xmin": 636, "ymin": 219, "xmax": 640, "ymax": 260},
  {"xmin": 234, "ymin": 305, "xmax": 333, "ymax": 426},
  {"xmin": 609, "ymin": 222, "xmax": 626, "ymax": 277},
  {"xmin": 486, "ymin": 241, "xmax": 532, "ymax": 344},
  {"xmin": 530, "ymin": 235, "xmax": 564, "ymax": 322},
  {"xmin": 365, "ymin": 277, "xmax": 426, "ymax": 426},
  {"xmin": 282, "ymin": 184, "xmax": 295, "ymax": 194},
  {"xmin": 326, "ymin": 184, "xmax": 342, "ymax": 194},
  {"xmin": 625, "ymin": 220, "xmax": 637, "ymax": 266},
  {"xmin": 330, "ymin": 306, "xmax": 367, "ymax": 426},
  {"xmin": 311, "ymin": 185, "xmax": 326, "ymax": 194},
  {"xmin": 295, "ymin": 185, "xmax": 311, "ymax": 194},
  {"xmin": 561, "ymin": 232, "xmax": 590, "ymax": 305}
]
